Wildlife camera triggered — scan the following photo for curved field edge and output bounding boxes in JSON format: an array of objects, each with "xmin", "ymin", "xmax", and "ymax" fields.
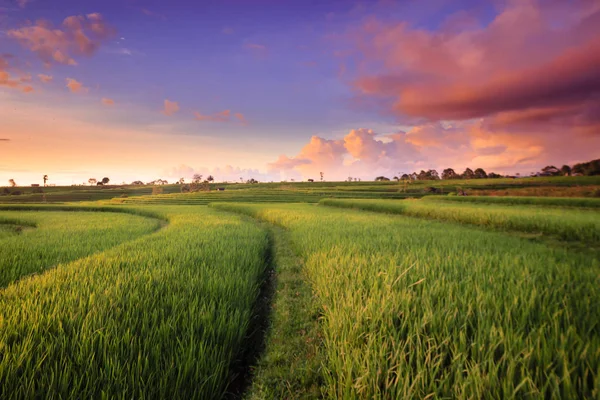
[
  {"xmin": 320, "ymin": 198, "xmax": 600, "ymax": 243},
  {"xmin": 210, "ymin": 202, "xmax": 599, "ymax": 399},
  {"xmin": 422, "ymin": 195, "xmax": 600, "ymax": 208},
  {"xmin": 0, "ymin": 206, "xmax": 270, "ymax": 399},
  {"xmin": 0, "ymin": 207, "xmax": 166, "ymax": 288}
]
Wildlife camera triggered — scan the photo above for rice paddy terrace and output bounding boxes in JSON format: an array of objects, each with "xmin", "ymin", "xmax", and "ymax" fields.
[{"xmin": 0, "ymin": 176, "xmax": 599, "ymax": 398}]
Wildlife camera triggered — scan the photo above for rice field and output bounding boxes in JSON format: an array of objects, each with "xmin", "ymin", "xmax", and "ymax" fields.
[
  {"xmin": 320, "ymin": 198, "xmax": 600, "ymax": 243},
  {"xmin": 0, "ymin": 188, "xmax": 598, "ymax": 398},
  {"xmin": 0, "ymin": 206, "xmax": 270, "ymax": 399},
  {"xmin": 423, "ymin": 195, "xmax": 600, "ymax": 208},
  {"xmin": 211, "ymin": 202, "xmax": 599, "ymax": 399}
]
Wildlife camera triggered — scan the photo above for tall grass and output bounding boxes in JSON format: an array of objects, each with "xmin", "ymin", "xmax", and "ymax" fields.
[
  {"xmin": 212, "ymin": 202, "xmax": 599, "ymax": 399},
  {"xmin": 423, "ymin": 195, "xmax": 600, "ymax": 208},
  {"xmin": 0, "ymin": 206, "xmax": 269, "ymax": 399},
  {"xmin": 320, "ymin": 198, "xmax": 600, "ymax": 242}
]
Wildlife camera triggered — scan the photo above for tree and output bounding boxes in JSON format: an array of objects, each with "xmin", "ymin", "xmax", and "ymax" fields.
[
  {"xmin": 541, "ymin": 165, "xmax": 560, "ymax": 176},
  {"xmin": 561, "ymin": 165, "xmax": 572, "ymax": 176},
  {"xmin": 102, "ymin": 177, "xmax": 110, "ymax": 185},
  {"xmin": 193, "ymin": 174, "xmax": 203, "ymax": 184},
  {"xmin": 375, "ymin": 176, "xmax": 390, "ymax": 181},
  {"xmin": 427, "ymin": 169, "xmax": 440, "ymax": 180},
  {"xmin": 462, "ymin": 168, "xmax": 475, "ymax": 179},
  {"xmin": 474, "ymin": 168, "xmax": 488, "ymax": 179},
  {"xmin": 308, "ymin": 178, "xmax": 314, "ymax": 182},
  {"xmin": 572, "ymin": 159, "xmax": 600, "ymax": 176},
  {"xmin": 488, "ymin": 172, "xmax": 502, "ymax": 178},
  {"xmin": 441, "ymin": 168, "xmax": 459, "ymax": 180},
  {"xmin": 393, "ymin": 176, "xmax": 399, "ymax": 181},
  {"xmin": 88, "ymin": 178, "xmax": 97, "ymax": 186},
  {"xmin": 177, "ymin": 177, "xmax": 185, "ymax": 184},
  {"xmin": 400, "ymin": 174, "xmax": 410, "ymax": 180},
  {"xmin": 131, "ymin": 180, "xmax": 144, "ymax": 185},
  {"xmin": 320, "ymin": 172, "xmax": 324, "ymax": 182},
  {"xmin": 207, "ymin": 175, "xmax": 214, "ymax": 182},
  {"xmin": 43, "ymin": 174, "xmax": 48, "ymax": 186},
  {"xmin": 8, "ymin": 179, "xmax": 16, "ymax": 187}
]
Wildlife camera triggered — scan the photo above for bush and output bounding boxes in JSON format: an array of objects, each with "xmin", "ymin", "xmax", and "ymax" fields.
[
  {"xmin": 10, "ymin": 191, "xmax": 22, "ymax": 196},
  {"xmin": 32, "ymin": 188, "xmax": 44, "ymax": 194}
]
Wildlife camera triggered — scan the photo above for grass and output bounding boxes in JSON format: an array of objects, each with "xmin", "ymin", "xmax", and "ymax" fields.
[
  {"xmin": 320, "ymin": 198, "xmax": 600, "ymax": 243},
  {"xmin": 424, "ymin": 195, "xmax": 600, "ymax": 208},
  {"xmin": 0, "ymin": 210, "xmax": 161, "ymax": 288},
  {"xmin": 0, "ymin": 206, "xmax": 270, "ymax": 399},
  {"xmin": 211, "ymin": 202, "xmax": 599, "ymax": 399}
]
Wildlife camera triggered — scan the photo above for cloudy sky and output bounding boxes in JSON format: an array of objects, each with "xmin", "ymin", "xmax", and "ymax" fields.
[{"xmin": 1, "ymin": 0, "xmax": 599, "ymax": 185}]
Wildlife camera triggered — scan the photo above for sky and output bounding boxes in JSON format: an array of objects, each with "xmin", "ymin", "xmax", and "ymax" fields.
[{"xmin": 1, "ymin": 0, "xmax": 599, "ymax": 185}]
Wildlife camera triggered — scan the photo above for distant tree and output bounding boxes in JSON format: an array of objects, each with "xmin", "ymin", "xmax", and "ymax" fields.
[
  {"xmin": 541, "ymin": 165, "xmax": 561, "ymax": 176},
  {"xmin": 247, "ymin": 178, "xmax": 258, "ymax": 184},
  {"xmin": 393, "ymin": 176, "xmax": 399, "ymax": 181},
  {"xmin": 177, "ymin": 177, "xmax": 185, "ymax": 184},
  {"xmin": 193, "ymin": 174, "xmax": 203, "ymax": 184},
  {"xmin": 400, "ymin": 174, "xmax": 410, "ymax": 180},
  {"xmin": 560, "ymin": 165, "xmax": 572, "ymax": 176},
  {"xmin": 572, "ymin": 159, "xmax": 600, "ymax": 176},
  {"xmin": 2, "ymin": 188, "xmax": 10, "ymax": 195},
  {"xmin": 8, "ymin": 179, "xmax": 16, "ymax": 187},
  {"xmin": 207, "ymin": 175, "xmax": 214, "ymax": 182},
  {"xmin": 441, "ymin": 168, "xmax": 459, "ymax": 180},
  {"xmin": 409, "ymin": 172, "xmax": 418, "ymax": 181},
  {"xmin": 320, "ymin": 172, "xmax": 324, "ymax": 182},
  {"xmin": 240, "ymin": 177, "xmax": 243, "ymax": 183},
  {"xmin": 462, "ymin": 168, "xmax": 475, "ymax": 179},
  {"xmin": 43, "ymin": 174, "xmax": 48, "ymax": 186},
  {"xmin": 101, "ymin": 177, "xmax": 110, "ymax": 185},
  {"xmin": 375, "ymin": 176, "xmax": 390, "ymax": 181},
  {"xmin": 96, "ymin": 182, "xmax": 103, "ymax": 186},
  {"xmin": 417, "ymin": 170, "xmax": 429, "ymax": 180},
  {"xmin": 427, "ymin": 169, "xmax": 440, "ymax": 180},
  {"xmin": 474, "ymin": 168, "xmax": 488, "ymax": 179},
  {"xmin": 348, "ymin": 176, "xmax": 353, "ymax": 182},
  {"xmin": 488, "ymin": 172, "xmax": 502, "ymax": 178},
  {"xmin": 131, "ymin": 180, "xmax": 144, "ymax": 185},
  {"xmin": 307, "ymin": 178, "xmax": 314, "ymax": 182},
  {"xmin": 88, "ymin": 178, "xmax": 97, "ymax": 186}
]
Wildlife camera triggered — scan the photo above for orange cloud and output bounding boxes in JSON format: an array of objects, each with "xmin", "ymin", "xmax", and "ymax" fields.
[
  {"xmin": 65, "ymin": 78, "xmax": 88, "ymax": 94},
  {"xmin": 0, "ymin": 56, "xmax": 35, "ymax": 93},
  {"xmin": 38, "ymin": 74, "xmax": 53, "ymax": 83},
  {"xmin": 7, "ymin": 13, "xmax": 115, "ymax": 66},
  {"xmin": 162, "ymin": 99, "xmax": 179, "ymax": 116},
  {"xmin": 101, "ymin": 98, "xmax": 115, "ymax": 106}
]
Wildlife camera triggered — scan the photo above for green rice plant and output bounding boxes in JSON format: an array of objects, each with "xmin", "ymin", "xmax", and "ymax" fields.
[
  {"xmin": 0, "ymin": 206, "xmax": 269, "ymax": 399},
  {"xmin": 423, "ymin": 195, "xmax": 600, "ymax": 208},
  {"xmin": 211, "ymin": 202, "xmax": 600, "ymax": 399},
  {"xmin": 0, "ymin": 211, "xmax": 161, "ymax": 288},
  {"xmin": 320, "ymin": 198, "xmax": 600, "ymax": 243}
]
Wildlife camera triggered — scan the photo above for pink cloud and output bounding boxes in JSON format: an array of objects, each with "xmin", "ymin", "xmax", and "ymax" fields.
[
  {"xmin": 38, "ymin": 74, "xmax": 53, "ymax": 83},
  {"xmin": 0, "ymin": 55, "xmax": 35, "ymax": 93},
  {"xmin": 351, "ymin": 1, "xmax": 600, "ymax": 134},
  {"xmin": 193, "ymin": 109, "xmax": 248, "ymax": 124},
  {"xmin": 8, "ymin": 13, "xmax": 115, "ymax": 66},
  {"xmin": 65, "ymin": 78, "xmax": 88, "ymax": 94},
  {"xmin": 162, "ymin": 99, "xmax": 179, "ymax": 116},
  {"xmin": 266, "ymin": 122, "xmax": 600, "ymax": 180},
  {"xmin": 101, "ymin": 98, "xmax": 115, "ymax": 106}
]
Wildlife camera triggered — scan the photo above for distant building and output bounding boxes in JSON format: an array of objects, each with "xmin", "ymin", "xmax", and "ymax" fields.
[{"xmin": 31, "ymin": 184, "xmax": 40, "ymax": 187}]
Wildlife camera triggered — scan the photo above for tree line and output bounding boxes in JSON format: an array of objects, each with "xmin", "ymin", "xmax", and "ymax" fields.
[{"xmin": 374, "ymin": 158, "xmax": 599, "ymax": 181}]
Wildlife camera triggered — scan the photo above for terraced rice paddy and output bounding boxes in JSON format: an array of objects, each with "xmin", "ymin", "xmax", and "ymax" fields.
[{"xmin": 0, "ymin": 189, "xmax": 598, "ymax": 398}]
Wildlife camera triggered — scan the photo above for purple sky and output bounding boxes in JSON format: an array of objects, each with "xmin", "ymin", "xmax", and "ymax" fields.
[{"xmin": 1, "ymin": 0, "xmax": 599, "ymax": 184}]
